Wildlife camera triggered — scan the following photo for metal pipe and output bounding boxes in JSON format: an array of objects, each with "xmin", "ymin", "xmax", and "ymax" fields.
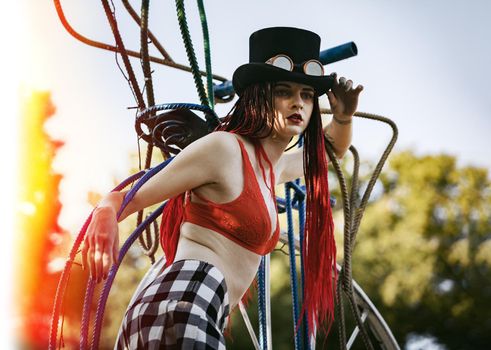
[{"xmin": 319, "ymin": 42, "xmax": 358, "ymax": 65}]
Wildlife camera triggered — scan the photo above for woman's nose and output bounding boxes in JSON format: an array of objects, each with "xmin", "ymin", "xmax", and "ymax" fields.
[{"xmin": 290, "ymin": 93, "xmax": 304, "ymax": 109}]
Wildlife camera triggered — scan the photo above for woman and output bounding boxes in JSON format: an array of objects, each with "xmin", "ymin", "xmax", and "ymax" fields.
[{"xmin": 82, "ymin": 27, "xmax": 363, "ymax": 349}]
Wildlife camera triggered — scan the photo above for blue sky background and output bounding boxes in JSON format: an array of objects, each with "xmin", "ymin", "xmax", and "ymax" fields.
[{"xmin": 16, "ymin": 0, "xmax": 491, "ymax": 232}]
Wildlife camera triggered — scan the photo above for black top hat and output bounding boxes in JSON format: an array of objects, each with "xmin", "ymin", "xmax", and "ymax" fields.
[{"xmin": 232, "ymin": 27, "xmax": 334, "ymax": 96}]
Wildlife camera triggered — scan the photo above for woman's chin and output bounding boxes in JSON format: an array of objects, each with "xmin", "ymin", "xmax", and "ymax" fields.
[{"xmin": 272, "ymin": 129, "xmax": 304, "ymax": 142}]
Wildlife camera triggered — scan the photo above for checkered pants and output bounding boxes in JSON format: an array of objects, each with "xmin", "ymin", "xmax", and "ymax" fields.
[{"xmin": 115, "ymin": 259, "xmax": 230, "ymax": 349}]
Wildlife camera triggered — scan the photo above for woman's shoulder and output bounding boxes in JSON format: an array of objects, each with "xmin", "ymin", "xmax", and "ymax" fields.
[
  {"xmin": 179, "ymin": 131, "xmax": 241, "ymax": 166},
  {"xmin": 190, "ymin": 131, "xmax": 243, "ymax": 159}
]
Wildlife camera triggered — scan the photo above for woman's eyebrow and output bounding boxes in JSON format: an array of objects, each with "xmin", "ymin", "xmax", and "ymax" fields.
[
  {"xmin": 274, "ymin": 83, "xmax": 291, "ymax": 89},
  {"xmin": 274, "ymin": 83, "xmax": 314, "ymax": 94}
]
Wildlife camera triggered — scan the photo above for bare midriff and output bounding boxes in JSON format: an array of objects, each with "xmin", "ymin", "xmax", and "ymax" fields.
[
  {"xmin": 172, "ymin": 135, "xmax": 279, "ymax": 310},
  {"xmin": 174, "ymin": 222, "xmax": 262, "ymax": 309}
]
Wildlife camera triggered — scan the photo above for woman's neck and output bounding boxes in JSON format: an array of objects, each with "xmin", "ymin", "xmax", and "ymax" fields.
[{"xmin": 258, "ymin": 135, "xmax": 291, "ymax": 166}]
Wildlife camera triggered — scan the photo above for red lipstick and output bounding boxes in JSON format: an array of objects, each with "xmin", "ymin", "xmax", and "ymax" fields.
[{"xmin": 287, "ymin": 113, "xmax": 303, "ymax": 124}]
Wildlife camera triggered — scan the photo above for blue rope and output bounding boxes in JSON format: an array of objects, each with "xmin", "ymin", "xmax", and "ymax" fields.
[
  {"xmin": 81, "ymin": 158, "xmax": 174, "ymax": 349},
  {"xmin": 257, "ymin": 256, "xmax": 268, "ymax": 349},
  {"xmin": 66, "ymin": 171, "xmax": 145, "ymax": 350},
  {"xmin": 296, "ymin": 136, "xmax": 311, "ymax": 348},
  {"xmin": 285, "ymin": 183, "xmax": 301, "ymax": 350},
  {"xmin": 117, "ymin": 157, "xmax": 174, "ymax": 218},
  {"xmin": 276, "ymin": 197, "xmax": 300, "ymax": 211},
  {"xmin": 90, "ymin": 203, "xmax": 166, "ymax": 349},
  {"xmin": 287, "ymin": 181, "xmax": 306, "ymax": 201},
  {"xmin": 296, "ymin": 178, "xmax": 310, "ymax": 349}
]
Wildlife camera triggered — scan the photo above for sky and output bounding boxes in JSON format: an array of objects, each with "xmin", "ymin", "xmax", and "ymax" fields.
[{"xmin": 0, "ymin": 0, "xmax": 489, "ymax": 347}]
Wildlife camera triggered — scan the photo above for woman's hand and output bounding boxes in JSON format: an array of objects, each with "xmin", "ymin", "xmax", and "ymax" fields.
[
  {"xmin": 81, "ymin": 205, "xmax": 120, "ymax": 283},
  {"xmin": 327, "ymin": 74, "xmax": 364, "ymax": 120}
]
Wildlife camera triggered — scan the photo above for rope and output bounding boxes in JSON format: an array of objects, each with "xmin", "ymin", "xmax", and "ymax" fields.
[
  {"xmin": 335, "ymin": 145, "xmax": 360, "ymax": 350},
  {"xmin": 140, "ymin": 0, "xmax": 155, "ymax": 110},
  {"xmin": 296, "ymin": 190, "xmax": 311, "ymax": 347},
  {"xmin": 79, "ymin": 279, "xmax": 96, "ymax": 349},
  {"xmin": 285, "ymin": 184, "xmax": 301, "ymax": 350},
  {"xmin": 136, "ymin": 102, "xmax": 218, "ymax": 125},
  {"xmin": 324, "ymin": 131, "xmax": 373, "ymax": 350},
  {"xmin": 336, "ymin": 270, "xmax": 347, "ymax": 349},
  {"xmin": 321, "ymin": 108, "xmax": 398, "ymax": 349},
  {"xmin": 48, "ymin": 171, "xmax": 145, "ymax": 350},
  {"xmin": 90, "ymin": 204, "xmax": 166, "ymax": 349},
  {"xmin": 197, "ymin": 0, "xmax": 214, "ymax": 109},
  {"xmin": 295, "ymin": 136, "xmax": 311, "ymax": 348},
  {"xmin": 53, "ymin": 0, "xmax": 228, "ymax": 82},
  {"xmin": 120, "ymin": 0, "xmax": 174, "ymax": 61},
  {"xmin": 89, "ymin": 157, "xmax": 174, "ymax": 348},
  {"xmin": 135, "ymin": 0, "xmax": 159, "ymax": 263},
  {"xmin": 175, "ymin": 0, "xmax": 208, "ymax": 107},
  {"xmin": 100, "ymin": 0, "xmax": 146, "ymax": 110},
  {"xmin": 175, "ymin": 0, "xmax": 221, "ymax": 129},
  {"xmin": 257, "ymin": 256, "xmax": 268, "ymax": 349},
  {"xmin": 350, "ymin": 113, "xmax": 398, "ymax": 244}
]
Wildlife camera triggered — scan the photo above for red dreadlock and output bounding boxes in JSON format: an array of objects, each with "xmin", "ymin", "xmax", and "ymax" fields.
[{"xmin": 300, "ymin": 96, "xmax": 337, "ymax": 335}]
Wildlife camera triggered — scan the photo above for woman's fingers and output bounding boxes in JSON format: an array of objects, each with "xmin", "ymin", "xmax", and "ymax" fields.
[
  {"xmin": 88, "ymin": 244, "xmax": 96, "ymax": 281},
  {"xmin": 102, "ymin": 242, "xmax": 112, "ymax": 281},
  {"xmin": 87, "ymin": 233, "xmax": 102, "ymax": 282},
  {"xmin": 94, "ymin": 240, "xmax": 104, "ymax": 282},
  {"xmin": 84, "ymin": 235, "xmax": 114, "ymax": 283},
  {"xmin": 344, "ymin": 79, "xmax": 353, "ymax": 92},
  {"xmin": 80, "ymin": 207, "xmax": 119, "ymax": 283},
  {"xmin": 326, "ymin": 90, "xmax": 336, "ymax": 108},
  {"xmin": 337, "ymin": 77, "xmax": 357, "ymax": 92}
]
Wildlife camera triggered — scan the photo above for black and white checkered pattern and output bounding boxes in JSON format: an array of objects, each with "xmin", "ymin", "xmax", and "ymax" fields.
[{"xmin": 115, "ymin": 259, "xmax": 230, "ymax": 349}]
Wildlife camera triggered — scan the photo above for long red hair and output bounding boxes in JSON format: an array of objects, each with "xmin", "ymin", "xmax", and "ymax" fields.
[{"xmin": 160, "ymin": 82, "xmax": 336, "ymax": 337}]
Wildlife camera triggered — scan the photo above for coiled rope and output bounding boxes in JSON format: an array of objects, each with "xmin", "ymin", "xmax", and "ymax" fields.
[
  {"xmin": 82, "ymin": 157, "xmax": 174, "ymax": 349},
  {"xmin": 321, "ymin": 109, "xmax": 399, "ymax": 350},
  {"xmin": 48, "ymin": 171, "xmax": 145, "ymax": 349}
]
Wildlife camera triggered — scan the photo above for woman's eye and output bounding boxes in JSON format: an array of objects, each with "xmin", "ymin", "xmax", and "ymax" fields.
[
  {"xmin": 274, "ymin": 89, "xmax": 289, "ymax": 96},
  {"xmin": 302, "ymin": 93, "xmax": 314, "ymax": 100}
]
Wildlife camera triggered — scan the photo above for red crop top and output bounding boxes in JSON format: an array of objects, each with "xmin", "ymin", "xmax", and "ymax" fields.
[{"xmin": 182, "ymin": 137, "xmax": 280, "ymax": 255}]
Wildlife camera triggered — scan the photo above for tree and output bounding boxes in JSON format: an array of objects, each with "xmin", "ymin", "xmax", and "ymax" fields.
[{"xmin": 352, "ymin": 151, "xmax": 491, "ymax": 349}]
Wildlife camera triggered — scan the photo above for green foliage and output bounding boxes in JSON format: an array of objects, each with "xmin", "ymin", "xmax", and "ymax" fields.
[{"xmin": 352, "ymin": 151, "xmax": 491, "ymax": 349}]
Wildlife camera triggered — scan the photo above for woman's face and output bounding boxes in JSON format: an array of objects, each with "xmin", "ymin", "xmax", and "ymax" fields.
[{"xmin": 272, "ymin": 81, "xmax": 315, "ymax": 138}]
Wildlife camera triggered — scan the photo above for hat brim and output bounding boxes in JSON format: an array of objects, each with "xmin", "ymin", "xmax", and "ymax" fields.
[{"xmin": 232, "ymin": 63, "xmax": 334, "ymax": 96}]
